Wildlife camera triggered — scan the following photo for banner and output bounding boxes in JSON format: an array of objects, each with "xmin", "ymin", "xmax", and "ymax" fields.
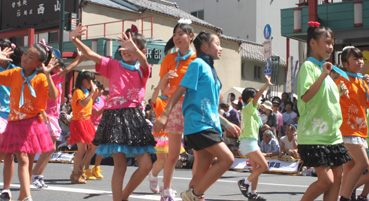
[
  {"xmin": 35, "ymin": 152, "xmax": 75, "ymax": 163},
  {"xmin": 231, "ymin": 157, "xmax": 300, "ymax": 174}
]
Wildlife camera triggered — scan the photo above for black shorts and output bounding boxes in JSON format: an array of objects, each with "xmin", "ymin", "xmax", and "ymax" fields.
[{"xmin": 184, "ymin": 129, "xmax": 223, "ymax": 151}]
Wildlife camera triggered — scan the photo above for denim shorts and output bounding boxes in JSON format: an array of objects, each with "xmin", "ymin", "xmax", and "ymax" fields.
[
  {"xmin": 343, "ymin": 136, "xmax": 368, "ymax": 148},
  {"xmin": 239, "ymin": 138, "xmax": 260, "ymax": 156}
]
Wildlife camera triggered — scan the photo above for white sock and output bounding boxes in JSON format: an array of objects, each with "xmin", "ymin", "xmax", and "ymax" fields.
[
  {"xmin": 32, "ymin": 175, "xmax": 39, "ymax": 179},
  {"xmin": 163, "ymin": 189, "xmax": 173, "ymax": 197},
  {"xmin": 251, "ymin": 190, "xmax": 257, "ymax": 195},
  {"xmin": 244, "ymin": 178, "xmax": 250, "ymax": 185}
]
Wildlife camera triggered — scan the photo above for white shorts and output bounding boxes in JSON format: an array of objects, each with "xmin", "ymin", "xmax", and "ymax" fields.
[
  {"xmin": 239, "ymin": 138, "xmax": 260, "ymax": 156},
  {"xmin": 343, "ymin": 136, "xmax": 368, "ymax": 149}
]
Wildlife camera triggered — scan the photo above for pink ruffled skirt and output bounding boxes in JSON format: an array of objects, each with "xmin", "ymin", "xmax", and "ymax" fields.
[
  {"xmin": 46, "ymin": 116, "xmax": 61, "ymax": 138},
  {"xmin": 0, "ymin": 116, "xmax": 54, "ymax": 154},
  {"xmin": 0, "ymin": 116, "xmax": 8, "ymax": 134}
]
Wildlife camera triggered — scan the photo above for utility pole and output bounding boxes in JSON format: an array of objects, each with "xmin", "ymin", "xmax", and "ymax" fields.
[{"xmin": 59, "ymin": 0, "xmax": 65, "ymax": 57}]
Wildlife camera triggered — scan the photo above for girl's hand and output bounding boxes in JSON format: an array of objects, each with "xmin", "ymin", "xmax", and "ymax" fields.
[
  {"xmin": 322, "ymin": 62, "xmax": 333, "ymax": 76},
  {"xmin": 42, "ymin": 57, "xmax": 57, "ymax": 75},
  {"xmin": 70, "ymin": 23, "xmax": 86, "ymax": 39},
  {"xmin": 338, "ymin": 81, "xmax": 350, "ymax": 98},
  {"xmin": 76, "ymin": 48, "xmax": 87, "ymax": 61},
  {"xmin": 153, "ymin": 114, "xmax": 169, "ymax": 133},
  {"xmin": 0, "ymin": 47, "xmax": 13, "ymax": 62},
  {"xmin": 117, "ymin": 32, "xmax": 139, "ymax": 53},
  {"xmin": 90, "ymin": 80, "xmax": 97, "ymax": 93},
  {"xmin": 224, "ymin": 123, "xmax": 241, "ymax": 138},
  {"xmin": 265, "ymin": 75, "xmax": 274, "ymax": 86},
  {"xmin": 163, "ymin": 70, "xmax": 178, "ymax": 81},
  {"xmin": 41, "ymin": 111, "xmax": 50, "ymax": 124}
]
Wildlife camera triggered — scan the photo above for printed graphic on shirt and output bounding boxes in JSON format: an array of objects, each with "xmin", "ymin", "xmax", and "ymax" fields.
[{"xmin": 347, "ymin": 104, "xmax": 367, "ymax": 130}]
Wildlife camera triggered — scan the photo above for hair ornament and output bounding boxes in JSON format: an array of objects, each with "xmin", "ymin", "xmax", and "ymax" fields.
[
  {"xmin": 38, "ymin": 39, "xmax": 52, "ymax": 51},
  {"xmin": 10, "ymin": 43, "xmax": 16, "ymax": 49},
  {"xmin": 178, "ymin": 18, "xmax": 192, "ymax": 25},
  {"xmin": 308, "ymin": 21, "xmax": 320, "ymax": 27},
  {"xmin": 342, "ymin": 46, "xmax": 355, "ymax": 52},
  {"xmin": 130, "ymin": 24, "xmax": 138, "ymax": 33}
]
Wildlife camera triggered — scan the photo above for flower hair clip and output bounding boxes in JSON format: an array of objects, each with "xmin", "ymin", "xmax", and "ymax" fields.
[
  {"xmin": 308, "ymin": 21, "xmax": 320, "ymax": 27},
  {"xmin": 178, "ymin": 18, "xmax": 192, "ymax": 25},
  {"xmin": 38, "ymin": 39, "xmax": 52, "ymax": 51},
  {"xmin": 10, "ymin": 43, "xmax": 16, "ymax": 49}
]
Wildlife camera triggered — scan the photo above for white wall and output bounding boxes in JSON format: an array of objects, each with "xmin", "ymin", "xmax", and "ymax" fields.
[{"xmin": 172, "ymin": 0, "xmax": 299, "ymax": 68}]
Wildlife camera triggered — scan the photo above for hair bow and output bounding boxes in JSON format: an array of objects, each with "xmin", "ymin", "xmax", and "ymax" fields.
[
  {"xmin": 38, "ymin": 39, "xmax": 52, "ymax": 51},
  {"xmin": 125, "ymin": 24, "xmax": 139, "ymax": 36},
  {"xmin": 10, "ymin": 43, "xmax": 16, "ymax": 49},
  {"xmin": 308, "ymin": 21, "xmax": 320, "ymax": 27}
]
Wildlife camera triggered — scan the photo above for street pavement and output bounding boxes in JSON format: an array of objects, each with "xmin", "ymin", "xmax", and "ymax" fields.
[{"xmin": 0, "ymin": 163, "xmax": 349, "ymax": 201}]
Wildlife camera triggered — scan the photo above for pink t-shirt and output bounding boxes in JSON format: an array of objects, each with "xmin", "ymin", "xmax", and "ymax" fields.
[
  {"xmin": 45, "ymin": 72, "xmax": 64, "ymax": 118},
  {"xmin": 91, "ymin": 95, "xmax": 106, "ymax": 126},
  {"xmin": 95, "ymin": 57, "xmax": 150, "ymax": 109},
  {"xmin": 277, "ymin": 111, "xmax": 283, "ymax": 128}
]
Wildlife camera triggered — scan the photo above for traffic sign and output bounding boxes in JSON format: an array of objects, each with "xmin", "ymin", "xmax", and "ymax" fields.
[
  {"xmin": 264, "ymin": 24, "xmax": 272, "ymax": 40},
  {"xmin": 264, "ymin": 58, "xmax": 272, "ymax": 76},
  {"xmin": 51, "ymin": 48, "xmax": 61, "ymax": 58}
]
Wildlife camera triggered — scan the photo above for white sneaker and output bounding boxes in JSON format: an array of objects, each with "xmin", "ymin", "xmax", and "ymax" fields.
[
  {"xmin": 31, "ymin": 176, "xmax": 42, "ymax": 189},
  {"xmin": 0, "ymin": 189, "xmax": 11, "ymax": 201},
  {"xmin": 149, "ymin": 173, "xmax": 159, "ymax": 194}
]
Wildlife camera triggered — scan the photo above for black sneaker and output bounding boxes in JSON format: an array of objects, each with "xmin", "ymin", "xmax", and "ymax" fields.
[
  {"xmin": 248, "ymin": 193, "xmax": 266, "ymax": 201},
  {"xmin": 238, "ymin": 179, "xmax": 250, "ymax": 197},
  {"xmin": 340, "ymin": 196, "xmax": 351, "ymax": 201},
  {"xmin": 352, "ymin": 189, "xmax": 357, "ymax": 201},
  {"xmin": 0, "ymin": 190, "xmax": 11, "ymax": 201}
]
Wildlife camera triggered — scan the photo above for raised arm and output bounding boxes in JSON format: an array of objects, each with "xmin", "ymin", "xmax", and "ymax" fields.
[
  {"xmin": 58, "ymin": 49, "xmax": 87, "ymax": 78},
  {"xmin": 117, "ymin": 32, "xmax": 148, "ymax": 70},
  {"xmin": 70, "ymin": 24, "xmax": 102, "ymax": 65},
  {"xmin": 42, "ymin": 59, "xmax": 58, "ymax": 100},
  {"xmin": 78, "ymin": 80, "xmax": 98, "ymax": 107},
  {"xmin": 151, "ymin": 70, "xmax": 177, "ymax": 104},
  {"xmin": 253, "ymin": 75, "xmax": 273, "ymax": 106}
]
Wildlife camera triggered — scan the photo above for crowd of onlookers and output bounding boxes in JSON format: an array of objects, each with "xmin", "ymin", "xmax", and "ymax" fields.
[{"xmin": 219, "ymin": 92, "xmax": 300, "ymax": 161}]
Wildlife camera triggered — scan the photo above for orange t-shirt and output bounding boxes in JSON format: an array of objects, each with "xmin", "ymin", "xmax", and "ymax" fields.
[
  {"xmin": 72, "ymin": 88, "xmax": 92, "ymax": 120},
  {"xmin": 336, "ymin": 76, "xmax": 369, "ymax": 138},
  {"xmin": 152, "ymin": 97, "xmax": 168, "ymax": 138},
  {"xmin": 0, "ymin": 68, "xmax": 50, "ymax": 121},
  {"xmin": 159, "ymin": 52, "xmax": 197, "ymax": 99}
]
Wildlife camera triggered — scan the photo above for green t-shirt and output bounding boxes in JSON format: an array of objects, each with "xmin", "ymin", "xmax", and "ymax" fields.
[
  {"xmin": 297, "ymin": 61, "xmax": 343, "ymax": 145},
  {"xmin": 239, "ymin": 100, "xmax": 260, "ymax": 140}
]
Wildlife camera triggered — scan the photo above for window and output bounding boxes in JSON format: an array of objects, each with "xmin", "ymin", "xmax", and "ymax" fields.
[
  {"xmin": 49, "ymin": 31, "xmax": 59, "ymax": 43},
  {"xmin": 254, "ymin": 66, "xmax": 261, "ymax": 80},
  {"xmin": 190, "ymin": 10, "xmax": 204, "ymax": 20},
  {"xmin": 241, "ymin": 60, "xmax": 247, "ymax": 80}
]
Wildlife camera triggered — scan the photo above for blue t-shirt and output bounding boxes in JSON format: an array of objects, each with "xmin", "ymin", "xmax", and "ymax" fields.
[
  {"xmin": 0, "ymin": 62, "xmax": 17, "ymax": 119},
  {"xmin": 180, "ymin": 58, "xmax": 222, "ymax": 136}
]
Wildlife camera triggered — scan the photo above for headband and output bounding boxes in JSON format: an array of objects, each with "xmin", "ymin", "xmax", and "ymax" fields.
[{"xmin": 178, "ymin": 18, "xmax": 192, "ymax": 25}]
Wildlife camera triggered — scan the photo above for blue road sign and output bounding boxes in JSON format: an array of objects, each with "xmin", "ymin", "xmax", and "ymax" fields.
[
  {"xmin": 51, "ymin": 48, "xmax": 61, "ymax": 58},
  {"xmin": 264, "ymin": 59, "xmax": 272, "ymax": 76},
  {"xmin": 264, "ymin": 24, "xmax": 272, "ymax": 40}
]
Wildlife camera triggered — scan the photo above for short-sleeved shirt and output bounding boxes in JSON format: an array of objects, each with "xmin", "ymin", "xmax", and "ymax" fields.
[
  {"xmin": 282, "ymin": 111, "xmax": 298, "ymax": 125},
  {"xmin": 159, "ymin": 52, "xmax": 197, "ymax": 100},
  {"xmin": 0, "ymin": 62, "xmax": 18, "ymax": 119},
  {"xmin": 297, "ymin": 60, "xmax": 343, "ymax": 145},
  {"xmin": 91, "ymin": 95, "xmax": 106, "ymax": 126},
  {"xmin": 280, "ymin": 136, "xmax": 296, "ymax": 151},
  {"xmin": 336, "ymin": 76, "xmax": 369, "ymax": 138},
  {"xmin": 276, "ymin": 111, "xmax": 283, "ymax": 128},
  {"xmin": 95, "ymin": 57, "xmax": 150, "ymax": 109},
  {"xmin": 0, "ymin": 68, "xmax": 50, "ymax": 121},
  {"xmin": 223, "ymin": 107, "xmax": 240, "ymax": 126},
  {"xmin": 71, "ymin": 88, "xmax": 92, "ymax": 120},
  {"xmin": 152, "ymin": 97, "xmax": 168, "ymax": 138},
  {"xmin": 239, "ymin": 101, "xmax": 260, "ymax": 140},
  {"xmin": 45, "ymin": 72, "xmax": 64, "ymax": 118},
  {"xmin": 180, "ymin": 58, "xmax": 221, "ymax": 135},
  {"xmin": 259, "ymin": 138, "xmax": 280, "ymax": 154}
]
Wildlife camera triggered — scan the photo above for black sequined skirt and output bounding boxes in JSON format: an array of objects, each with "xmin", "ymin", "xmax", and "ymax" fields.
[
  {"xmin": 298, "ymin": 143, "xmax": 351, "ymax": 167},
  {"xmin": 92, "ymin": 107, "xmax": 156, "ymax": 157}
]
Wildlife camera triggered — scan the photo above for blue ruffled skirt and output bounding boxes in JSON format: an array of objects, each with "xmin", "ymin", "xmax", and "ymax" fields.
[{"xmin": 96, "ymin": 143, "xmax": 156, "ymax": 158}]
